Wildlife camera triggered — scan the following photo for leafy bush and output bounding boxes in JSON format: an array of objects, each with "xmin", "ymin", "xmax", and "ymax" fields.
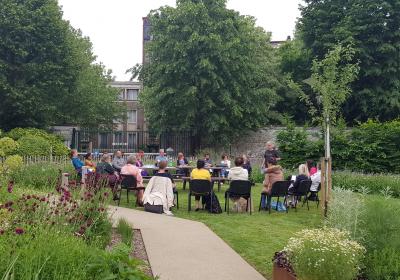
[
  {"xmin": 364, "ymin": 248, "xmax": 400, "ymax": 280},
  {"xmin": 0, "ymin": 137, "xmax": 19, "ymax": 155},
  {"xmin": 2, "ymin": 155, "xmax": 23, "ymax": 174},
  {"xmin": 333, "ymin": 171, "xmax": 400, "ymax": 197},
  {"xmin": 17, "ymin": 135, "xmax": 52, "ymax": 156},
  {"xmin": 284, "ymin": 228, "xmax": 365, "ymax": 280},
  {"xmin": 8, "ymin": 127, "xmax": 68, "ymax": 156},
  {"xmin": 277, "ymin": 119, "xmax": 400, "ymax": 173}
]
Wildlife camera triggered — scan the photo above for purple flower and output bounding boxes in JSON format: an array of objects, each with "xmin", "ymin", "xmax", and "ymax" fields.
[{"xmin": 15, "ymin": 228, "xmax": 24, "ymax": 235}]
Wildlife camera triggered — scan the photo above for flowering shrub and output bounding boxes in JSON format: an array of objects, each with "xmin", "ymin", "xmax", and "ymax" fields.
[{"xmin": 284, "ymin": 228, "xmax": 365, "ymax": 280}]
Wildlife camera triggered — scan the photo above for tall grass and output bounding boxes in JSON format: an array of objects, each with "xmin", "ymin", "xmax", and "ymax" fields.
[{"xmin": 117, "ymin": 219, "xmax": 133, "ymax": 247}]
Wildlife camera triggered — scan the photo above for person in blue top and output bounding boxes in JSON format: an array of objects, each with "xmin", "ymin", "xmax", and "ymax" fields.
[
  {"xmin": 70, "ymin": 149, "xmax": 84, "ymax": 178},
  {"xmin": 155, "ymin": 149, "xmax": 168, "ymax": 166}
]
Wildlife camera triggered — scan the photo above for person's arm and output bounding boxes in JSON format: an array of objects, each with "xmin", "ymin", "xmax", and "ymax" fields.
[{"xmin": 136, "ymin": 169, "xmax": 143, "ymax": 185}]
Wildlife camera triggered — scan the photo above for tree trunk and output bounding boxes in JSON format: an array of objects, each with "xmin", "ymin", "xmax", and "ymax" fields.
[{"xmin": 324, "ymin": 116, "xmax": 331, "ymax": 217}]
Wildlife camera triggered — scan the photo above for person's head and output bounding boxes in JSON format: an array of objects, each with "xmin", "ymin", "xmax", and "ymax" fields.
[
  {"xmin": 84, "ymin": 153, "xmax": 92, "ymax": 160},
  {"xmin": 127, "ymin": 155, "xmax": 137, "ymax": 165},
  {"xmin": 159, "ymin": 149, "xmax": 165, "ymax": 156},
  {"xmin": 101, "ymin": 154, "xmax": 111, "ymax": 163},
  {"xmin": 234, "ymin": 156, "xmax": 244, "ymax": 167},
  {"xmin": 197, "ymin": 159, "xmax": 205, "ymax": 169},
  {"xmin": 70, "ymin": 149, "xmax": 78, "ymax": 159},
  {"xmin": 158, "ymin": 160, "xmax": 168, "ymax": 170},
  {"xmin": 137, "ymin": 150, "xmax": 144, "ymax": 159},
  {"xmin": 204, "ymin": 153, "xmax": 210, "ymax": 160},
  {"xmin": 178, "ymin": 152, "xmax": 184, "ymax": 159},
  {"xmin": 115, "ymin": 151, "xmax": 122, "ymax": 158},
  {"xmin": 242, "ymin": 154, "xmax": 248, "ymax": 162},
  {"xmin": 266, "ymin": 141, "xmax": 275, "ymax": 151},
  {"xmin": 306, "ymin": 159, "xmax": 315, "ymax": 170},
  {"xmin": 298, "ymin": 164, "xmax": 309, "ymax": 176},
  {"xmin": 267, "ymin": 157, "xmax": 277, "ymax": 167},
  {"xmin": 221, "ymin": 153, "xmax": 228, "ymax": 161}
]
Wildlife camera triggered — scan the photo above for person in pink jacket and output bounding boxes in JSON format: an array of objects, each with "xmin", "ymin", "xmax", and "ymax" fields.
[{"xmin": 121, "ymin": 156, "xmax": 144, "ymax": 203}]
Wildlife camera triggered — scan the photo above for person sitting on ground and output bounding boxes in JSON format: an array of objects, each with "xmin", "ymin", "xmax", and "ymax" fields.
[
  {"xmin": 135, "ymin": 150, "xmax": 149, "ymax": 177},
  {"xmin": 70, "ymin": 149, "xmax": 84, "ymax": 179},
  {"xmin": 155, "ymin": 149, "xmax": 168, "ymax": 166},
  {"xmin": 220, "ymin": 153, "xmax": 231, "ymax": 177},
  {"xmin": 143, "ymin": 164, "xmax": 174, "ymax": 216},
  {"xmin": 242, "ymin": 154, "xmax": 252, "ymax": 177},
  {"xmin": 307, "ymin": 159, "xmax": 317, "ymax": 176},
  {"xmin": 84, "ymin": 152, "xmax": 96, "ymax": 172},
  {"xmin": 176, "ymin": 152, "xmax": 189, "ymax": 176},
  {"xmin": 263, "ymin": 141, "xmax": 281, "ymax": 168},
  {"xmin": 112, "ymin": 150, "xmax": 126, "ymax": 172},
  {"xmin": 190, "ymin": 159, "xmax": 211, "ymax": 211},
  {"xmin": 121, "ymin": 155, "xmax": 144, "ymax": 205},
  {"xmin": 260, "ymin": 158, "xmax": 284, "ymax": 209},
  {"xmin": 96, "ymin": 154, "xmax": 119, "ymax": 197},
  {"xmin": 204, "ymin": 153, "xmax": 212, "ymax": 167}
]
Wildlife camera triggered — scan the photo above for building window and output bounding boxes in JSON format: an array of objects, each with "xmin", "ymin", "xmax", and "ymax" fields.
[
  {"xmin": 128, "ymin": 133, "xmax": 137, "ymax": 150},
  {"xmin": 127, "ymin": 110, "xmax": 137, "ymax": 123},
  {"xmin": 113, "ymin": 132, "xmax": 124, "ymax": 145},
  {"xmin": 99, "ymin": 133, "xmax": 108, "ymax": 149},
  {"xmin": 118, "ymin": 90, "xmax": 124, "ymax": 100},
  {"xmin": 126, "ymin": 89, "xmax": 138, "ymax": 101}
]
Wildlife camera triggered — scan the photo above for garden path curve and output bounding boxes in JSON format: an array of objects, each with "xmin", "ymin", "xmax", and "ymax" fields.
[{"xmin": 109, "ymin": 206, "xmax": 266, "ymax": 280}]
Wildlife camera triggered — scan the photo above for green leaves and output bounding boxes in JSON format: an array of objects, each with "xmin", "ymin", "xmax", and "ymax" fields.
[{"xmin": 138, "ymin": 0, "xmax": 280, "ymax": 145}]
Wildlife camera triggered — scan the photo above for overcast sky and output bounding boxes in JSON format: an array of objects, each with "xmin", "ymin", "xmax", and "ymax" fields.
[{"xmin": 58, "ymin": 0, "xmax": 303, "ymax": 80}]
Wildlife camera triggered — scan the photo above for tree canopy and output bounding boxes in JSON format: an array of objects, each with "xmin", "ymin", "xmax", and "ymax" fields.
[
  {"xmin": 297, "ymin": 0, "xmax": 400, "ymax": 122},
  {"xmin": 0, "ymin": 0, "xmax": 122, "ymax": 131},
  {"xmin": 138, "ymin": 0, "xmax": 280, "ymax": 144}
]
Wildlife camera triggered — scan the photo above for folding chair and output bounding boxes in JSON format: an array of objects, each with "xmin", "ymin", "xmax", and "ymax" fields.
[
  {"xmin": 225, "ymin": 180, "xmax": 252, "ymax": 215},
  {"xmin": 308, "ymin": 183, "xmax": 321, "ymax": 208},
  {"xmin": 188, "ymin": 180, "xmax": 212, "ymax": 212},
  {"xmin": 259, "ymin": 181, "xmax": 291, "ymax": 214},
  {"xmin": 291, "ymin": 180, "xmax": 312, "ymax": 211},
  {"xmin": 118, "ymin": 175, "xmax": 145, "ymax": 207}
]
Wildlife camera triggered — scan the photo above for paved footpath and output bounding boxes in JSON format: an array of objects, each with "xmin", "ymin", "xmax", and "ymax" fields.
[{"xmin": 110, "ymin": 206, "xmax": 266, "ymax": 280}]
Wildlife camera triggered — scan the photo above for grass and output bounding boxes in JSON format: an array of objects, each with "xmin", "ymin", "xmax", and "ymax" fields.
[
  {"xmin": 117, "ymin": 218, "xmax": 133, "ymax": 247},
  {"xmin": 115, "ymin": 182, "xmax": 322, "ymax": 278}
]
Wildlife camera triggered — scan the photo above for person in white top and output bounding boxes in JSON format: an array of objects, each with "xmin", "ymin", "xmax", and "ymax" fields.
[
  {"xmin": 310, "ymin": 164, "xmax": 321, "ymax": 192},
  {"xmin": 228, "ymin": 157, "xmax": 248, "ymax": 181},
  {"xmin": 220, "ymin": 154, "xmax": 231, "ymax": 177}
]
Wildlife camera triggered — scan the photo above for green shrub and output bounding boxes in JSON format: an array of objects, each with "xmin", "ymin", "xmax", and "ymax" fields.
[
  {"xmin": 333, "ymin": 171, "xmax": 400, "ymax": 197},
  {"xmin": 364, "ymin": 248, "xmax": 400, "ymax": 280},
  {"xmin": 2, "ymin": 155, "xmax": 23, "ymax": 174},
  {"xmin": 277, "ymin": 120, "xmax": 400, "ymax": 173},
  {"xmin": 8, "ymin": 127, "xmax": 68, "ymax": 156},
  {"xmin": 284, "ymin": 228, "xmax": 365, "ymax": 280},
  {"xmin": 117, "ymin": 219, "xmax": 133, "ymax": 247},
  {"xmin": 17, "ymin": 135, "xmax": 52, "ymax": 156},
  {"xmin": 0, "ymin": 137, "xmax": 19, "ymax": 155}
]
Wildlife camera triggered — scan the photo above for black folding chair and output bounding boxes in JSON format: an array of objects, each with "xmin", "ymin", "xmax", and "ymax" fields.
[
  {"xmin": 173, "ymin": 188, "xmax": 179, "ymax": 209},
  {"xmin": 259, "ymin": 181, "xmax": 291, "ymax": 214},
  {"xmin": 118, "ymin": 175, "xmax": 145, "ymax": 207},
  {"xmin": 225, "ymin": 180, "xmax": 252, "ymax": 215},
  {"xmin": 291, "ymin": 180, "xmax": 312, "ymax": 211},
  {"xmin": 308, "ymin": 183, "xmax": 321, "ymax": 208},
  {"xmin": 188, "ymin": 180, "xmax": 212, "ymax": 212}
]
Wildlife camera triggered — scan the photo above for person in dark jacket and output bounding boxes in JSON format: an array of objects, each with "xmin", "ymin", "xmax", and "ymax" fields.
[
  {"xmin": 176, "ymin": 152, "xmax": 189, "ymax": 176},
  {"xmin": 242, "ymin": 154, "xmax": 252, "ymax": 177},
  {"xmin": 288, "ymin": 163, "xmax": 310, "ymax": 206}
]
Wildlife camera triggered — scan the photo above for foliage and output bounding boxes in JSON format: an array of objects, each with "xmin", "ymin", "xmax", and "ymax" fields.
[
  {"xmin": 333, "ymin": 171, "xmax": 400, "ymax": 198},
  {"xmin": 117, "ymin": 219, "xmax": 133, "ymax": 247},
  {"xmin": 325, "ymin": 188, "xmax": 366, "ymax": 241},
  {"xmin": 284, "ymin": 228, "xmax": 365, "ymax": 280},
  {"xmin": 277, "ymin": 119, "xmax": 400, "ymax": 174},
  {"xmin": 17, "ymin": 135, "xmax": 52, "ymax": 156},
  {"xmin": 2, "ymin": 155, "xmax": 23, "ymax": 174},
  {"xmin": 138, "ymin": 0, "xmax": 280, "ymax": 144},
  {"xmin": 0, "ymin": 137, "xmax": 18, "ymax": 155},
  {"xmin": 7, "ymin": 127, "xmax": 69, "ymax": 156},
  {"xmin": 364, "ymin": 248, "xmax": 400, "ymax": 280},
  {"xmin": 297, "ymin": 0, "xmax": 400, "ymax": 122},
  {"xmin": 0, "ymin": 0, "xmax": 121, "ymax": 131}
]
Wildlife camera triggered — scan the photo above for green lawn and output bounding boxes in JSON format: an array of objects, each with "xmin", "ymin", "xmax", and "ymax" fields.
[{"xmin": 114, "ymin": 182, "xmax": 323, "ymax": 278}]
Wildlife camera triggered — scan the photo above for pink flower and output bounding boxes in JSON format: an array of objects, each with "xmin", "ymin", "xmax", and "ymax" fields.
[{"xmin": 15, "ymin": 228, "xmax": 24, "ymax": 235}]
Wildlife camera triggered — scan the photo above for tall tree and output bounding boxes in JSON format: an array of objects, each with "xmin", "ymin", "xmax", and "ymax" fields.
[
  {"xmin": 297, "ymin": 0, "xmax": 400, "ymax": 122},
  {"xmin": 139, "ymin": 0, "xmax": 280, "ymax": 145},
  {"xmin": 0, "ymin": 0, "xmax": 121, "ymax": 131}
]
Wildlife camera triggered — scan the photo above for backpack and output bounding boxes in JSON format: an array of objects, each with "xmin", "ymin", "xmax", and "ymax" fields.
[{"xmin": 203, "ymin": 193, "xmax": 222, "ymax": 214}]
